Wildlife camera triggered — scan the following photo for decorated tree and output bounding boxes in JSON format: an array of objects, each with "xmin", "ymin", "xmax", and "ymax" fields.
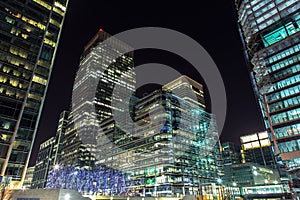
[{"xmin": 46, "ymin": 165, "xmax": 137, "ymax": 195}]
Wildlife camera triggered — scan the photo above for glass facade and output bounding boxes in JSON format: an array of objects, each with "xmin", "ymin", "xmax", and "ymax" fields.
[
  {"xmin": 31, "ymin": 136, "xmax": 55, "ymax": 189},
  {"xmin": 60, "ymin": 30, "xmax": 135, "ymax": 169},
  {"xmin": 222, "ymin": 142, "xmax": 242, "ymax": 166},
  {"xmin": 223, "ymin": 162, "xmax": 280, "ymax": 186},
  {"xmin": 0, "ymin": 0, "xmax": 68, "ymax": 187},
  {"xmin": 236, "ymin": 0, "xmax": 300, "ymax": 172},
  {"xmin": 97, "ymin": 76, "xmax": 222, "ymax": 196},
  {"xmin": 31, "ymin": 110, "xmax": 69, "ymax": 189},
  {"xmin": 62, "ymin": 30, "xmax": 223, "ymax": 197},
  {"xmin": 59, "ymin": 111, "xmax": 96, "ymax": 169},
  {"xmin": 240, "ymin": 131, "xmax": 277, "ymax": 168}
]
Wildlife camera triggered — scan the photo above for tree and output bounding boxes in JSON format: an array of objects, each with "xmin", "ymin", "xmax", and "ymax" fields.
[{"xmin": 0, "ymin": 177, "xmax": 13, "ymax": 200}]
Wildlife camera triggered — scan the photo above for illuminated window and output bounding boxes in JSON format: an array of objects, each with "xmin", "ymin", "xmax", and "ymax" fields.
[
  {"xmin": 33, "ymin": 0, "xmax": 52, "ymax": 10},
  {"xmin": 28, "ymin": 93, "xmax": 41, "ymax": 101},
  {"xmin": 50, "ymin": 18, "xmax": 61, "ymax": 27},
  {"xmin": 260, "ymin": 139, "xmax": 271, "ymax": 147},
  {"xmin": 32, "ymin": 75, "xmax": 47, "ymax": 85},
  {"xmin": 258, "ymin": 131, "xmax": 268, "ymax": 139},
  {"xmin": 5, "ymin": 16, "xmax": 15, "ymax": 24},
  {"xmin": 44, "ymin": 38, "xmax": 56, "ymax": 47}
]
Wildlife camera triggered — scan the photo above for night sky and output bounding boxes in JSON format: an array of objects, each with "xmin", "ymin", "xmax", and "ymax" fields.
[{"xmin": 29, "ymin": 1, "xmax": 265, "ymax": 166}]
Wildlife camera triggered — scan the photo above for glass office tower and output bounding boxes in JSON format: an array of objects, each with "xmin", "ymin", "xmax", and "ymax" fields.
[
  {"xmin": 0, "ymin": 0, "xmax": 68, "ymax": 187},
  {"xmin": 235, "ymin": 0, "xmax": 300, "ymax": 171},
  {"xmin": 60, "ymin": 29, "xmax": 135, "ymax": 169},
  {"xmin": 31, "ymin": 110, "xmax": 69, "ymax": 188},
  {"xmin": 98, "ymin": 76, "xmax": 222, "ymax": 196}
]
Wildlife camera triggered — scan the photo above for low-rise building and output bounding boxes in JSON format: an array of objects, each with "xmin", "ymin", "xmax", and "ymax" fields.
[{"xmin": 223, "ymin": 162, "xmax": 280, "ymax": 187}]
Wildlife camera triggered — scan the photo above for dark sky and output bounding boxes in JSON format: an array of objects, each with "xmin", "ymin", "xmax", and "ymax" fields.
[{"xmin": 29, "ymin": 1, "xmax": 265, "ymax": 166}]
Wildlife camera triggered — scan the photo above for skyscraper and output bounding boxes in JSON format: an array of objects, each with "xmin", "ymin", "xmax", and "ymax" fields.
[
  {"xmin": 60, "ymin": 29, "xmax": 135, "ymax": 168},
  {"xmin": 31, "ymin": 110, "xmax": 69, "ymax": 188},
  {"xmin": 235, "ymin": 0, "xmax": 300, "ymax": 177},
  {"xmin": 52, "ymin": 110, "xmax": 69, "ymax": 166},
  {"xmin": 0, "ymin": 0, "xmax": 68, "ymax": 188},
  {"xmin": 97, "ymin": 76, "xmax": 222, "ymax": 196}
]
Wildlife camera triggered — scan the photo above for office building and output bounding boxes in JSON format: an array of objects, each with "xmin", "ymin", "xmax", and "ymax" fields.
[
  {"xmin": 223, "ymin": 162, "xmax": 280, "ymax": 187},
  {"xmin": 23, "ymin": 166, "xmax": 34, "ymax": 189},
  {"xmin": 235, "ymin": 0, "xmax": 300, "ymax": 185},
  {"xmin": 59, "ymin": 30, "xmax": 222, "ymax": 196},
  {"xmin": 71, "ymin": 29, "xmax": 135, "ymax": 145},
  {"xmin": 96, "ymin": 76, "xmax": 222, "ymax": 196},
  {"xmin": 31, "ymin": 136, "xmax": 55, "ymax": 188},
  {"xmin": 0, "ymin": 0, "xmax": 69, "ymax": 188},
  {"xmin": 222, "ymin": 142, "xmax": 242, "ymax": 165},
  {"xmin": 240, "ymin": 131, "xmax": 277, "ymax": 168},
  {"xmin": 52, "ymin": 110, "xmax": 69, "ymax": 165},
  {"xmin": 31, "ymin": 110, "xmax": 69, "ymax": 188},
  {"xmin": 59, "ymin": 111, "xmax": 96, "ymax": 169},
  {"xmin": 60, "ymin": 29, "xmax": 135, "ymax": 169}
]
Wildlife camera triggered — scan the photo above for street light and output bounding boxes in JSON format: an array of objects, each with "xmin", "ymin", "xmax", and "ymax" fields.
[{"xmin": 232, "ymin": 182, "xmax": 237, "ymax": 187}]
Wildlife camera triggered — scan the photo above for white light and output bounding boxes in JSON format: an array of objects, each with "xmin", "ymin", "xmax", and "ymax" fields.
[
  {"xmin": 274, "ymin": 181, "xmax": 278, "ymax": 184},
  {"xmin": 253, "ymin": 170, "xmax": 258, "ymax": 176},
  {"xmin": 217, "ymin": 178, "xmax": 222, "ymax": 184},
  {"xmin": 65, "ymin": 194, "xmax": 70, "ymax": 200},
  {"xmin": 264, "ymin": 179, "xmax": 268, "ymax": 184},
  {"xmin": 232, "ymin": 182, "xmax": 237, "ymax": 187},
  {"xmin": 54, "ymin": 164, "xmax": 60, "ymax": 170}
]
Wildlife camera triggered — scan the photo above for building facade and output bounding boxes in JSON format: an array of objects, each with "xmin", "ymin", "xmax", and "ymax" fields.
[
  {"xmin": 58, "ymin": 30, "xmax": 222, "ymax": 196},
  {"xmin": 240, "ymin": 131, "xmax": 277, "ymax": 168},
  {"xmin": 235, "ymin": 0, "xmax": 300, "ymax": 181},
  {"xmin": 223, "ymin": 162, "xmax": 280, "ymax": 187},
  {"xmin": 59, "ymin": 111, "xmax": 96, "ymax": 169},
  {"xmin": 31, "ymin": 110, "xmax": 69, "ymax": 188},
  {"xmin": 222, "ymin": 142, "xmax": 242, "ymax": 166},
  {"xmin": 52, "ymin": 110, "xmax": 69, "ymax": 166},
  {"xmin": 0, "ymin": 0, "xmax": 69, "ymax": 187},
  {"xmin": 96, "ymin": 76, "xmax": 223, "ymax": 196},
  {"xmin": 31, "ymin": 136, "xmax": 55, "ymax": 188},
  {"xmin": 59, "ymin": 29, "xmax": 135, "ymax": 169},
  {"xmin": 23, "ymin": 166, "xmax": 34, "ymax": 188}
]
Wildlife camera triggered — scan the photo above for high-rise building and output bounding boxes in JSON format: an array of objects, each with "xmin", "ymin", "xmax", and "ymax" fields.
[
  {"xmin": 62, "ymin": 30, "xmax": 222, "ymax": 196},
  {"xmin": 0, "ymin": 0, "xmax": 69, "ymax": 187},
  {"xmin": 31, "ymin": 110, "xmax": 69, "ymax": 188},
  {"xmin": 235, "ymin": 0, "xmax": 300, "ymax": 177},
  {"xmin": 52, "ymin": 110, "xmax": 69, "ymax": 165},
  {"xmin": 59, "ymin": 111, "xmax": 96, "ymax": 169},
  {"xmin": 222, "ymin": 142, "xmax": 242, "ymax": 166},
  {"xmin": 31, "ymin": 136, "xmax": 55, "ymax": 188},
  {"xmin": 97, "ymin": 76, "xmax": 223, "ymax": 196},
  {"xmin": 60, "ymin": 29, "xmax": 135, "ymax": 168}
]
